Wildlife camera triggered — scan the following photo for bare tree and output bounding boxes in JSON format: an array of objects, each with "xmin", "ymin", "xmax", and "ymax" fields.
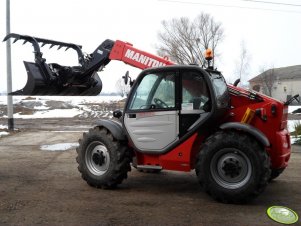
[
  {"xmin": 157, "ymin": 12, "xmax": 224, "ymax": 66},
  {"xmin": 258, "ymin": 65, "xmax": 276, "ymax": 97},
  {"xmin": 234, "ymin": 40, "xmax": 250, "ymax": 83},
  {"xmin": 115, "ymin": 78, "xmax": 130, "ymax": 97}
]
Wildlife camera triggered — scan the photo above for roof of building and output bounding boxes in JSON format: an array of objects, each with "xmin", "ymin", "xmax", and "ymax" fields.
[{"xmin": 249, "ymin": 65, "xmax": 301, "ymax": 83}]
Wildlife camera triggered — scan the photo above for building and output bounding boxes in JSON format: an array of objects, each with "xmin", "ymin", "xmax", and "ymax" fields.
[{"xmin": 249, "ymin": 65, "xmax": 301, "ymax": 102}]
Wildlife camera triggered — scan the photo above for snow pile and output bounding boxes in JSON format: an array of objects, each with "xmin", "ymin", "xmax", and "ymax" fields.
[
  {"xmin": 0, "ymin": 131, "xmax": 9, "ymax": 137},
  {"xmin": 0, "ymin": 125, "xmax": 9, "ymax": 137},
  {"xmin": 40, "ymin": 143, "xmax": 79, "ymax": 151},
  {"xmin": 0, "ymin": 96, "xmax": 124, "ymax": 119},
  {"xmin": 13, "ymin": 108, "xmax": 83, "ymax": 119},
  {"xmin": 0, "ymin": 124, "xmax": 8, "ymax": 129}
]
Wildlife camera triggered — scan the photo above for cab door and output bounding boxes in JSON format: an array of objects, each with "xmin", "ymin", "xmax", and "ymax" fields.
[{"xmin": 123, "ymin": 70, "xmax": 179, "ymax": 153}]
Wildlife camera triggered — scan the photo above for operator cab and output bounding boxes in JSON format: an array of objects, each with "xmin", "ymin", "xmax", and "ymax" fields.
[{"xmin": 123, "ymin": 65, "xmax": 230, "ymax": 153}]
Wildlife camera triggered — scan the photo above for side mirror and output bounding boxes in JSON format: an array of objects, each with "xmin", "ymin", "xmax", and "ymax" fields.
[
  {"xmin": 113, "ymin": 109, "xmax": 123, "ymax": 119},
  {"xmin": 122, "ymin": 71, "xmax": 129, "ymax": 85},
  {"xmin": 122, "ymin": 71, "xmax": 135, "ymax": 87}
]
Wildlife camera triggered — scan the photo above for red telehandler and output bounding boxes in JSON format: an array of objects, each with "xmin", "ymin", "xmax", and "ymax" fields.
[{"xmin": 4, "ymin": 34, "xmax": 292, "ymax": 203}]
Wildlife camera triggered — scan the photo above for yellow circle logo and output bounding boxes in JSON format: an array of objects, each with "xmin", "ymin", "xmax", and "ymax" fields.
[{"xmin": 267, "ymin": 206, "xmax": 298, "ymax": 224}]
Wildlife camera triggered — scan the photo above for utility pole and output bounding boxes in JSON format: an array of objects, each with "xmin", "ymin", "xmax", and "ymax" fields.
[{"xmin": 6, "ymin": 0, "xmax": 14, "ymax": 130}]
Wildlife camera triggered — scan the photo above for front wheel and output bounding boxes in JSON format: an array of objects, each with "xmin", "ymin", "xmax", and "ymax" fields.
[
  {"xmin": 76, "ymin": 127, "xmax": 131, "ymax": 189},
  {"xmin": 196, "ymin": 131, "xmax": 271, "ymax": 203}
]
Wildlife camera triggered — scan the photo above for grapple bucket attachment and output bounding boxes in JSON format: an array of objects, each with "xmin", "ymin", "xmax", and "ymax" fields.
[
  {"xmin": 3, "ymin": 33, "xmax": 115, "ymax": 96},
  {"xmin": 11, "ymin": 62, "xmax": 102, "ymax": 96}
]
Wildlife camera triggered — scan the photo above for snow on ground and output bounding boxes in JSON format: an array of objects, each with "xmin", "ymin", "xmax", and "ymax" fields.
[
  {"xmin": 0, "ymin": 131, "xmax": 9, "ymax": 137},
  {"xmin": 12, "ymin": 108, "xmax": 84, "ymax": 119},
  {"xmin": 0, "ymin": 95, "xmax": 123, "ymax": 105},
  {"xmin": 0, "ymin": 125, "xmax": 9, "ymax": 137},
  {"xmin": 40, "ymin": 143, "xmax": 79, "ymax": 151},
  {"xmin": 0, "ymin": 95, "xmax": 123, "ymax": 119},
  {"xmin": 0, "ymin": 125, "xmax": 7, "ymax": 129}
]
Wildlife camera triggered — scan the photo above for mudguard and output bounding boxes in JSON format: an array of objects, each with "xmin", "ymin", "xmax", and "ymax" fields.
[
  {"xmin": 95, "ymin": 120, "xmax": 127, "ymax": 141},
  {"xmin": 220, "ymin": 122, "xmax": 270, "ymax": 147}
]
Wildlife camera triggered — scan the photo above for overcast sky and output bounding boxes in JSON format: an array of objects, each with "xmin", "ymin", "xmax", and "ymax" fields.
[{"xmin": 0, "ymin": 0, "xmax": 300, "ymax": 93}]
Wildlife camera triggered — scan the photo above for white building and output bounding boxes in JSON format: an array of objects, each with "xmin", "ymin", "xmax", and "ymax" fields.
[{"xmin": 249, "ymin": 65, "xmax": 301, "ymax": 103}]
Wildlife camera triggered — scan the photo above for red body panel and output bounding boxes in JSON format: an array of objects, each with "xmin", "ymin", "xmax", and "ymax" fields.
[
  {"xmin": 110, "ymin": 40, "xmax": 291, "ymax": 172},
  {"xmin": 135, "ymin": 133, "xmax": 200, "ymax": 172},
  {"xmin": 109, "ymin": 40, "xmax": 173, "ymax": 70},
  {"xmin": 225, "ymin": 84, "xmax": 291, "ymax": 169}
]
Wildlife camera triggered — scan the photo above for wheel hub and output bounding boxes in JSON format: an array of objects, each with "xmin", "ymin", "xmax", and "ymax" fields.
[
  {"xmin": 222, "ymin": 157, "xmax": 242, "ymax": 178},
  {"xmin": 92, "ymin": 151, "xmax": 105, "ymax": 166},
  {"xmin": 210, "ymin": 148, "xmax": 252, "ymax": 189},
  {"xmin": 85, "ymin": 142, "xmax": 110, "ymax": 176}
]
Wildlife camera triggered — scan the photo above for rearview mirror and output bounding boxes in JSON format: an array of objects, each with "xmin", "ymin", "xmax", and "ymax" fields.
[{"xmin": 122, "ymin": 71, "xmax": 129, "ymax": 85}]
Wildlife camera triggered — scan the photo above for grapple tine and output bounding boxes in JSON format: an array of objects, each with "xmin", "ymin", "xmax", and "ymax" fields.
[
  {"xmin": 58, "ymin": 45, "xmax": 63, "ymax": 50},
  {"xmin": 23, "ymin": 40, "xmax": 27, "ymax": 45},
  {"xmin": 41, "ymin": 43, "xmax": 46, "ymax": 47},
  {"xmin": 65, "ymin": 47, "xmax": 70, "ymax": 51},
  {"xmin": 50, "ymin": 44, "xmax": 55, "ymax": 49},
  {"xmin": 13, "ymin": 38, "xmax": 19, "ymax": 43}
]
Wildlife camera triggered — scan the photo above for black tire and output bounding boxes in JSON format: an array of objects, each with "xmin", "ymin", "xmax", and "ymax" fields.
[
  {"xmin": 76, "ymin": 127, "xmax": 131, "ymax": 189},
  {"xmin": 269, "ymin": 168, "xmax": 285, "ymax": 181},
  {"xmin": 196, "ymin": 131, "xmax": 271, "ymax": 203}
]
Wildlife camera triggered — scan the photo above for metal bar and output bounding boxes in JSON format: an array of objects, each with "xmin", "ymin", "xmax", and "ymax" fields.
[
  {"xmin": 4, "ymin": 33, "xmax": 84, "ymax": 65},
  {"xmin": 6, "ymin": 0, "xmax": 14, "ymax": 130}
]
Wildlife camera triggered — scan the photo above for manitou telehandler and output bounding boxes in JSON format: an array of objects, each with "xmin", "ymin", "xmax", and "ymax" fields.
[{"xmin": 4, "ymin": 34, "xmax": 292, "ymax": 203}]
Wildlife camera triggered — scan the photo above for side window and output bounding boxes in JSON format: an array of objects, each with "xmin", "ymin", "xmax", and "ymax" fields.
[
  {"xmin": 129, "ymin": 74, "xmax": 157, "ymax": 110},
  {"xmin": 182, "ymin": 72, "xmax": 210, "ymax": 112},
  {"xmin": 152, "ymin": 74, "xmax": 175, "ymax": 109},
  {"xmin": 129, "ymin": 72, "xmax": 176, "ymax": 110}
]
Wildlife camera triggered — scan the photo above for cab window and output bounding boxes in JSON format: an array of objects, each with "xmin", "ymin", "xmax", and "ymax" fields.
[
  {"xmin": 182, "ymin": 71, "xmax": 210, "ymax": 112},
  {"xmin": 129, "ymin": 72, "xmax": 176, "ymax": 110}
]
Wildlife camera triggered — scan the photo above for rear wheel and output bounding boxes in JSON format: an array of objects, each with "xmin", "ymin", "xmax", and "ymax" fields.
[
  {"xmin": 76, "ymin": 127, "xmax": 131, "ymax": 189},
  {"xmin": 196, "ymin": 131, "xmax": 271, "ymax": 203}
]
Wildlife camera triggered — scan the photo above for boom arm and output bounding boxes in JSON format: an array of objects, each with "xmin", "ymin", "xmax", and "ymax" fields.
[
  {"xmin": 109, "ymin": 40, "xmax": 174, "ymax": 69},
  {"xmin": 3, "ymin": 33, "xmax": 174, "ymax": 96}
]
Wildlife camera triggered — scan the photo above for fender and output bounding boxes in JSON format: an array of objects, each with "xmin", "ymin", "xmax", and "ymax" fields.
[
  {"xmin": 220, "ymin": 122, "xmax": 270, "ymax": 147},
  {"xmin": 95, "ymin": 119, "xmax": 127, "ymax": 141}
]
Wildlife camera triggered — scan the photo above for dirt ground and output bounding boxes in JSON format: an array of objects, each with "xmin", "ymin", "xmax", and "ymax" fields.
[{"xmin": 0, "ymin": 119, "xmax": 300, "ymax": 226}]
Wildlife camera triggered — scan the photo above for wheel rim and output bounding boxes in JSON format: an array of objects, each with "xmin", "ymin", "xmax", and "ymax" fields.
[
  {"xmin": 210, "ymin": 148, "xmax": 252, "ymax": 189},
  {"xmin": 85, "ymin": 141, "xmax": 110, "ymax": 176}
]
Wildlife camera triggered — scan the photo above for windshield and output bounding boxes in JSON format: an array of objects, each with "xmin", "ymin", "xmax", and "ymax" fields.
[{"xmin": 209, "ymin": 72, "xmax": 229, "ymax": 109}]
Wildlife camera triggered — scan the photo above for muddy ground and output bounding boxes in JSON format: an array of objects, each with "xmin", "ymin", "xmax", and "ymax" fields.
[{"xmin": 0, "ymin": 118, "xmax": 300, "ymax": 226}]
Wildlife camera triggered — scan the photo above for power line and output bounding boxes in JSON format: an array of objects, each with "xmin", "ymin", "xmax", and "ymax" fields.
[
  {"xmin": 158, "ymin": 0, "xmax": 301, "ymax": 14},
  {"xmin": 238, "ymin": 0, "xmax": 301, "ymax": 7}
]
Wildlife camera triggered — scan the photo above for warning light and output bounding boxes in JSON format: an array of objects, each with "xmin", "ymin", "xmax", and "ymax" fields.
[{"xmin": 204, "ymin": 48, "xmax": 213, "ymax": 61}]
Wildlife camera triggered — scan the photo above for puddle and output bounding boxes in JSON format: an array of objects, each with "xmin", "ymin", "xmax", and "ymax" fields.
[{"xmin": 40, "ymin": 143, "xmax": 79, "ymax": 151}]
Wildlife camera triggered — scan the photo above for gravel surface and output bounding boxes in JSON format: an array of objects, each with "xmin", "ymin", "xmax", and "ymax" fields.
[{"xmin": 0, "ymin": 129, "xmax": 300, "ymax": 226}]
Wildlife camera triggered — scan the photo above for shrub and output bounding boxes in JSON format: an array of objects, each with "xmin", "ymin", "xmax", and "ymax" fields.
[
  {"xmin": 293, "ymin": 121, "xmax": 301, "ymax": 145},
  {"xmin": 293, "ymin": 121, "xmax": 301, "ymax": 137}
]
